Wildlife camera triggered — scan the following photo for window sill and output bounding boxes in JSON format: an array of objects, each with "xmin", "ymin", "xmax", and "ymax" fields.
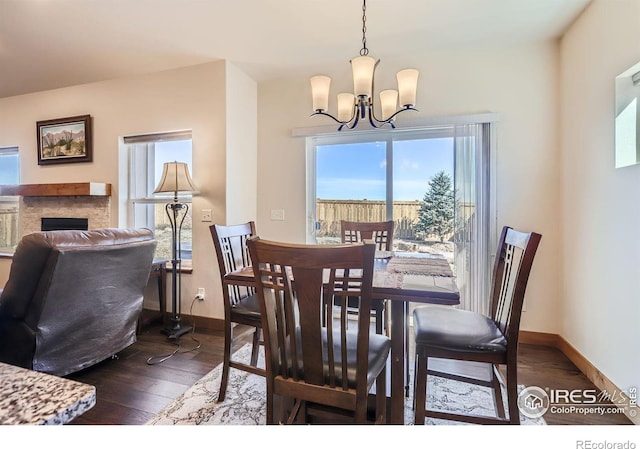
[{"xmin": 162, "ymin": 260, "xmax": 193, "ymax": 274}]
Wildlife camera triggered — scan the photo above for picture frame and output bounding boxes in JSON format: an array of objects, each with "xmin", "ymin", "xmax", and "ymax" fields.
[{"xmin": 36, "ymin": 115, "xmax": 92, "ymax": 165}]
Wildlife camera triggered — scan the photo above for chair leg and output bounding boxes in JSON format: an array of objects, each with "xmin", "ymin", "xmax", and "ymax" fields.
[
  {"xmin": 218, "ymin": 319, "xmax": 233, "ymax": 402},
  {"xmin": 412, "ymin": 354, "xmax": 418, "ymax": 411},
  {"xmin": 266, "ymin": 381, "xmax": 275, "ymax": 424},
  {"xmin": 491, "ymin": 364, "xmax": 506, "ymax": 419},
  {"xmin": 413, "ymin": 351, "xmax": 428, "ymax": 425},
  {"xmin": 250, "ymin": 328, "xmax": 260, "ymax": 366},
  {"xmin": 375, "ymin": 367, "xmax": 387, "ymax": 424},
  {"xmin": 375, "ymin": 307, "xmax": 383, "ymax": 335},
  {"xmin": 405, "ymin": 303, "xmax": 410, "ymax": 397},
  {"xmin": 506, "ymin": 362, "xmax": 520, "ymax": 424}
]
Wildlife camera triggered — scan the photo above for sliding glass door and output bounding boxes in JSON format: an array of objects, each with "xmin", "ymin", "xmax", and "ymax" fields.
[{"xmin": 306, "ymin": 123, "xmax": 493, "ymax": 313}]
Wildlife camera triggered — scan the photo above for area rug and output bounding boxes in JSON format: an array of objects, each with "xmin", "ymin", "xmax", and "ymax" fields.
[{"xmin": 146, "ymin": 344, "xmax": 545, "ymax": 425}]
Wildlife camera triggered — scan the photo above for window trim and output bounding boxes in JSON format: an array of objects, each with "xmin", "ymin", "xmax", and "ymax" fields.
[
  {"xmin": 0, "ymin": 146, "xmax": 20, "ymax": 253},
  {"xmin": 121, "ymin": 132, "xmax": 193, "ymax": 261},
  {"xmin": 305, "ymin": 117, "xmax": 498, "ymax": 314},
  {"xmin": 293, "ymin": 112, "xmax": 501, "ymax": 137}
]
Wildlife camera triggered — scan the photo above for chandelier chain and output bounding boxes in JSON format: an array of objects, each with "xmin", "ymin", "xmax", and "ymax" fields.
[{"xmin": 360, "ymin": 0, "xmax": 368, "ymax": 56}]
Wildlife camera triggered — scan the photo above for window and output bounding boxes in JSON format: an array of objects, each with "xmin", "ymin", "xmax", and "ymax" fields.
[
  {"xmin": 0, "ymin": 147, "xmax": 19, "ymax": 252},
  {"xmin": 306, "ymin": 123, "xmax": 494, "ymax": 313},
  {"xmin": 124, "ymin": 131, "xmax": 193, "ymax": 261}
]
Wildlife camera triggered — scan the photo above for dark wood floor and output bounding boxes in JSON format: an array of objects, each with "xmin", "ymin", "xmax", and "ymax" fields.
[{"xmin": 67, "ymin": 322, "xmax": 632, "ymax": 425}]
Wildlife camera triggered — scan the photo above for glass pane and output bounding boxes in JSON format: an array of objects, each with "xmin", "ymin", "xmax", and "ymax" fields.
[
  {"xmin": 0, "ymin": 151, "xmax": 19, "ymax": 251},
  {"xmin": 392, "ymin": 137, "xmax": 454, "ymax": 263},
  {"xmin": 315, "ymin": 141, "xmax": 386, "ymax": 244},
  {"xmin": 153, "ymin": 140, "xmax": 193, "ymax": 198},
  {"xmin": 133, "ymin": 202, "xmax": 192, "ymax": 261},
  {"xmin": 0, "ymin": 153, "xmax": 19, "ymax": 185}
]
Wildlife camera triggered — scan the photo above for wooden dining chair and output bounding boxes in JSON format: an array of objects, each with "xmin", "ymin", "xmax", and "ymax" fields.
[
  {"xmin": 340, "ymin": 220, "xmax": 394, "ymax": 334},
  {"xmin": 247, "ymin": 237, "xmax": 390, "ymax": 424},
  {"xmin": 412, "ymin": 226, "xmax": 541, "ymax": 424},
  {"xmin": 210, "ymin": 221, "xmax": 264, "ymax": 402}
]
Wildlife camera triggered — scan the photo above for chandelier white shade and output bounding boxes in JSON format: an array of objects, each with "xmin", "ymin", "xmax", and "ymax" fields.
[
  {"xmin": 310, "ymin": 0, "xmax": 418, "ymax": 131},
  {"xmin": 397, "ymin": 69, "xmax": 419, "ymax": 107},
  {"xmin": 310, "ymin": 75, "xmax": 331, "ymax": 112}
]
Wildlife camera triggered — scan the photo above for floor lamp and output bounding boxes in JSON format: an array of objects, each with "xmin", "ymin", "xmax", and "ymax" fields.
[{"xmin": 154, "ymin": 161, "xmax": 198, "ymax": 340}]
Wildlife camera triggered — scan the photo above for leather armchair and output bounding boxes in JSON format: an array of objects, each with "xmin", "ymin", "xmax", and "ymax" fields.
[{"xmin": 0, "ymin": 228, "xmax": 156, "ymax": 376}]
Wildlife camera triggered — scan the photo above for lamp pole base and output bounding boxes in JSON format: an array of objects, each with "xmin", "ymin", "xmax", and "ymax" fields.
[{"xmin": 161, "ymin": 323, "xmax": 192, "ymax": 340}]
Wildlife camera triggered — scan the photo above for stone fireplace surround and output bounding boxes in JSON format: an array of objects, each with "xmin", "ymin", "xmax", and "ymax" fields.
[{"xmin": 0, "ymin": 183, "xmax": 112, "ymax": 238}]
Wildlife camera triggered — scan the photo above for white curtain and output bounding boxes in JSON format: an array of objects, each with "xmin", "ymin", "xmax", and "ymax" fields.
[{"xmin": 453, "ymin": 123, "xmax": 493, "ymax": 315}]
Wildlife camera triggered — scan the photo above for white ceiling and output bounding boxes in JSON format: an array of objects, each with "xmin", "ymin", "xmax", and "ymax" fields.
[{"xmin": 0, "ymin": 0, "xmax": 591, "ymax": 99}]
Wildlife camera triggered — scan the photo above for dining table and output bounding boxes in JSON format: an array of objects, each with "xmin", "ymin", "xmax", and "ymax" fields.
[{"xmin": 224, "ymin": 250, "xmax": 460, "ymax": 425}]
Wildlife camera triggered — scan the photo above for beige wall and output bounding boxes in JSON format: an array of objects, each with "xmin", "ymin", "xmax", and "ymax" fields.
[
  {"xmin": 0, "ymin": 61, "xmax": 257, "ymax": 321},
  {"xmin": 225, "ymin": 62, "xmax": 258, "ymax": 225},
  {"xmin": 560, "ymin": 0, "xmax": 640, "ymax": 393},
  {"xmin": 257, "ymin": 42, "xmax": 562, "ymax": 334}
]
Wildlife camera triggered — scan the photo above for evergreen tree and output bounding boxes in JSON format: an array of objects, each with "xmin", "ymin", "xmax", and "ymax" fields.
[{"xmin": 415, "ymin": 171, "xmax": 454, "ymax": 242}]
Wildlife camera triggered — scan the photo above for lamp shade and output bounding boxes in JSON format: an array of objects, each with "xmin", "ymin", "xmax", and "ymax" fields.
[
  {"xmin": 310, "ymin": 75, "xmax": 331, "ymax": 112},
  {"xmin": 397, "ymin": 69, "xmax": 419, "ymax": 107},
  {"xmin": 380, "ymin": 89, "xmax": 398, "ymax": 121},
  {"xmin": 337, "ymin": 93, "xmax": 355, "ymax": 122},
  {"xmin": 154, "ymin": 161, "xmax": 198, "ymax": 196},
  {"xmin": 351, "ymin": 56, "xmax": 376, "ymax": 98}
]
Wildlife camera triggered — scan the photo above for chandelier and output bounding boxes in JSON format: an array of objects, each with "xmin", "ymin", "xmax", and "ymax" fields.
[{"xmin": 310, "ymin": 0, "xmax": 419, "ymax": 131}]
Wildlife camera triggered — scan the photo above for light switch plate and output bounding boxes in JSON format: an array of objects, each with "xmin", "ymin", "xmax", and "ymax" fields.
[{"xmin": 270, "ymin": 209, "xmax": 285, "ymax": 221}]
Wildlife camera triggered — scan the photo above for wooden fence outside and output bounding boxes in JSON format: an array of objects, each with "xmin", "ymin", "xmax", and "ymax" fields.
[
  {"xmin": 0, "ymin": 206, "xmax": 18, "ymax": 250},
  {"xmin": 316, "ymin": 199, "xmax": 421, "ymax": 240},
  {"xmin": 316, "ymin": 199, "xmax": 475, "ymax": 242}
]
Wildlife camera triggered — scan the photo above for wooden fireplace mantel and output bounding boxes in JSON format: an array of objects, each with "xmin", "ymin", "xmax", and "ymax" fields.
[{"xmin": 0, "ymin": 182, "xmax": 111, "ymax": 197}]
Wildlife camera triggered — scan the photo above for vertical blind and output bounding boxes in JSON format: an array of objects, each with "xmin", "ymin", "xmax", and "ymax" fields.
[{"xmin": 453, "ymin": 123, "xmax": 493, "ymax": 315}]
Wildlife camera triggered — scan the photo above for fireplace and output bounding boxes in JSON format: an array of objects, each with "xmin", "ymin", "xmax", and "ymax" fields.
[
  {"xmin": 41, "ymin": 217, "xmax": 89, "ymax": 231},
  {"xmin": 0, "ymin": 182, "xmax": 113, "ymax": 237}
]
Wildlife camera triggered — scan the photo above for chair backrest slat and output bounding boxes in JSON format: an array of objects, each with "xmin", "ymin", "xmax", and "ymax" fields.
[
  {"xmin": 489, "ymin": 226, "xmax": 542, "ymax": 346},
  {"xmin": 248, "ymin": 238, "xmax": 376, "ymax": 394},
  {"xmin": 210, "ymin": 222, "xmax": 256, "ymax": 305},
  {"xmin": 341, "ymin": 220, "xmax": 394, "ymax": 251}
]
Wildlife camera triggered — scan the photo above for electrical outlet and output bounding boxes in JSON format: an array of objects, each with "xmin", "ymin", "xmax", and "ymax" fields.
[
  {"xmin": 201, "ymin": 209, "xmax": 212, "ymax": 222},
  {"xmin": 196, "ymin": 287, "xmax": 205, "ymax": 301}
]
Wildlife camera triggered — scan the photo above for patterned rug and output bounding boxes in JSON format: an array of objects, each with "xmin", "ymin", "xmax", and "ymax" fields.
[{"xmin": 146, "ymin": 344, "xmax": 545, "ymax": 425}]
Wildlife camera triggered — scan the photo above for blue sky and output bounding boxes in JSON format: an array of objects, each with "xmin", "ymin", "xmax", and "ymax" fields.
[
  {"xmin": 316, "ymin": 138, "xmax": 453, "ymax": 201},
  {"xmin": 154, "ymin": 140, "xmax": 193, "ymax": 184},
  {"xmin": 0, "ymin": 154, "xmax": 19, "ymax": 184}
]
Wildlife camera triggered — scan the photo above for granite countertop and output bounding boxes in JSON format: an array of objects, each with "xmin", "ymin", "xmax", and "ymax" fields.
[{"xmin": 0, "ymin": 362, "xmax": 96, "ymax": 425}]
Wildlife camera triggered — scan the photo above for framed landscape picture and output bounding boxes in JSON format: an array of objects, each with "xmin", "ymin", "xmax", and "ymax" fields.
[{"xmin": 37, "ymin": 115, "xmax": 92, "ymax": 165}]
